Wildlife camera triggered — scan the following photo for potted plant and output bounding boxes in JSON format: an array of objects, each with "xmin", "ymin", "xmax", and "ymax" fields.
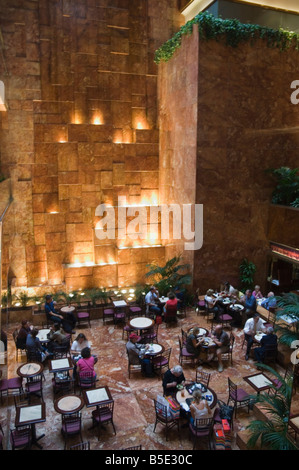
[
  {"xmin": 266, "ymin": 167, "xmax": 299, "ymax": 206},
  {"xmin": 239, "ymin": 258, "xmax": 256, "ymax": 291},
  {"xmin": 274, "ymin": 292, "xmax": 299, "ymax": 348},
  {"xmin": 145, "ymin": 255, "xmax": 191, "ymax": 296},
  {"xmin": 12, "ymin": 291, "xmax": 33, "ymax": 309},
  {"xmin": 246, "ymin": 364, "xmax": 297, "ymax": 450}
]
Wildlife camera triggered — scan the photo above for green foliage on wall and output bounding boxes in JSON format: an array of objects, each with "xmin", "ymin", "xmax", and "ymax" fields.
[{"xmin": 154, "ymin": 12, "xmax": 299, "ymax": 64}]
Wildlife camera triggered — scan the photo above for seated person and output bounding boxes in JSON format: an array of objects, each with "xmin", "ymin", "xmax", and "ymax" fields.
[
  {"xmin": 223, "ymin": 281, "xmax": 235, "ymax": 296},
  {"xmin": 189, "ymin": 389, "xmax": 212, "ymax": 426},
  {"xmin": 254, "ymin": 327, "xmax": 278, "ymax": 363},
  {"xmin": 261, "ymin": 292, "xmax": 277, "ymax": 310},
  {"xmin": 16, "ymin": 320, "xmax": 31, "ymax": 349},
  {"xmin": 252, "ymin": 285, "xmax": 263, "ymax": 299},
  {"xmin": 204, "ymin": 289, "xmax": 222, "ymax": 320},
  {"xmin": 44, "ymin": 295, "xmax": 75, "ymax": 334},
  {"xmin": 241, "ymin": 289, "xmax": 257, "ymax": 324},
  {"xmin": 145, "ymin": 286, "xmax": 162, "ymax": 318},
  {"xmin": 26, "ymin": 328, "xmax": 49, "ymax": 362},
  {"xmin": 162, "ymin": 365, "xmax": 186, "ymax": 396},
  {"xmin": 163, "ymin": 292, "xmax": 178, "ymax": 321},
  {"xmin": 126, "ymin": 333, "xmax": 153, "ymax": 377},
  {"xmin": 210, "ymin": 325, "xmax": 230, "ymax": 373},
  {"xmin": 186, "ymin": 327, "xmax": 204, "ymax": 358},
  {"xmin": 77, "ymin": 346, "xmax": 97, "ymax": 379},
  {"xmin": 47, "ymin": 323, "xmax": 70, "ymax": 352},
  {"xmin": 71, "ymin": 333, "xmax": 91, "ymax": 358},
  {"xmin": 174, "ymin": 286, "xmax": 185, "ymax": 307},
  {"xmin": 243, "ymin": 313, "xmax": 266, "ymax": 361}
]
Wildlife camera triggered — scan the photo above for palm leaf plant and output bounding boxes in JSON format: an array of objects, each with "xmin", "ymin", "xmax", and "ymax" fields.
[
  {"xmin": 239, "ymin": 258, "xmax": 256, "ymax": 291},
  {"xmin": 274, "ymin": 293, "xmax": 299, "ymax": 347},
  {"xmin": 246, "ymin": 364, "xmax": 297, "ymax": 450},
  {"xmin": 145, "ymin": 255, "xmax": 191, "ymax": 296},
  {"xmin": 266, "ymin": 166, "xmax": 299, "ymax": 206}
]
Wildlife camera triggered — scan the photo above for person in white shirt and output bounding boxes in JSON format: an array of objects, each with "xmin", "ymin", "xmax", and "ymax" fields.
[
  {"xmin": 243, "ymin": 313, "xmax": 266, "ymax": 361},
  {"xmin": 71, "ymin": 333, "xmax": 91, "ymax": 357},
  {"xmin": 145, "ymin": 286, "xmax": 161, "ymax": 317}
]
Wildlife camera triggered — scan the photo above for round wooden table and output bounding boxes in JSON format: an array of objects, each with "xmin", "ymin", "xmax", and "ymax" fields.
[
  {"xmin": 60, "ymin": 306, "xmax": 76, "ymax": 314},
  {"xmin": 188, "ymin": 327, "xmax": 209, "ymax": 337},
  {"xmin": 176, "ymin": 383, "xmax": 217, "ymax": 410},
  {"xmin": 54, "ymin": 394, "xmax": 84, "ymax": 415},
  {"xmin": 129, "ymin": 317, "xmax": 154, "ymax": 334},
  {"xmin": 17, "ymin": 362, "xmax": 44, "ymax": 378},
  {"xmin": 144, "ymin": 343, "xmax": 165, "ymax": 357}
]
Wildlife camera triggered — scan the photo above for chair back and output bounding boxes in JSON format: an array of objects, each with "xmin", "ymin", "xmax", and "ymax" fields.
[
  {"xmin": 13, "ymin": 329, "xmax": 19, "ymax": 344},
  {"xmin": 192, "ymin": 417, "xmax": 213, "ymax": 432},
  {"xmin": 10, "ymin": 425, "xmax": 32, "ymax": 449},
  {"xmin": 195, "ymin": 370, "xmax": 210, "ymax": 388},
  {"xmin": 154, "ymin": 399, "xmax": 169, "ymax": 420},
  {"xmin": 78, "ymin": 371, "xmax": 96, "ymax": 390},
  {"xmin": 62, "ymin": 412, "xmax": 82, "ymax": 434},
  {"xmin": 263, "ymin": 344, "xmax": 278, "ymax": 363},
  {"xmin": 181, "ymin": 329, "xmax": 188, "ymax": 345},
  {"xmin": 228, "ymin": 377, "xmax": 238, "ymax": 401},
  {"xmin": 70, "ymin": 441, "xmax": 90, "ymax": 450}
]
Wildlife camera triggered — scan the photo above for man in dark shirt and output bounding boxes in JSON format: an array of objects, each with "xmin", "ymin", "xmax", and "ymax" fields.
[
  {"xmin": 162, "ymin": 365, "xmax": 186, "ymax": 396},
  {"xmin": 241, "ymin": 289, "xmax": 257, "ymax": 325},
  {"xmin": 211, "ymin": 324, "xmax": 230, "ymax": 373},
  {"xmin": 254, "ymin": 327, "xmax": 278, "ymax": 363},
  {"xmin": 45, "ymin": 295, "xmax": 75, "ymax": 333}
]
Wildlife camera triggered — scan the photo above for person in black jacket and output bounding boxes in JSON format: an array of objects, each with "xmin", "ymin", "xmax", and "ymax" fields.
[
  {"xmin": 162, "ymin": 365, "xmax": 186, "ymax": 396},
  {"xmin": 254, "ymin": 327, "xmax": 278, "ymax": 363}
]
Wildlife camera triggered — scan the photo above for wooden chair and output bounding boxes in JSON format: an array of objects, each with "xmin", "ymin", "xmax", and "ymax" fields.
[
  {"xmin": 91, "ymin": 401, "xmax": 116, "ymax": 440},
  {"xmin": 126, "ymin": 350, "xmax": 142, "ymax": 379},
  {"xmin": 61, "ymin": 412, "xmax": 83, "ymax": 450},
  {"xmin": 12, "ymin": 329, "xmax": 26, "ymax": 361},
  {"xmin": 189, "ymin": 417, "xmax": 214, "ymax": 450},
  {"xmin": 153, "ymin": 399, "xmax": 179, "ymax": 441},
  {"xmin": 10, "ymin": 425, "xmax": 32, "ymax": 450},
  {"xmin": 227, "ymin": 377, "xmax": 251, "ymax": 418},
  {"xmin": 76, "ymin": 309, "xmax": 91, "ymax": 328},
  {"xmin": 221, "ymin": 334, "xmax": 235, "ymax": 365},
  {"xmin": 70, "ymin": 441, "xmax": 90, "ymax": 450},
  {"xmin": 152, "ymin": 348, "xmax": 172, "ymax": 377},
  {"xmin": 195, "ymin": 370, "xmax": 211, "ymax": 389},
  {"xmin": 178, "ymin": 336, "xmax": 196, "ymax": 367}
]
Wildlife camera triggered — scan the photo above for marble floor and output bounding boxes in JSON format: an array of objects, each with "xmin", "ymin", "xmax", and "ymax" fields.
[{"xmin": 1, "ymin": 308, "xmax": 298, "ymax": 451}]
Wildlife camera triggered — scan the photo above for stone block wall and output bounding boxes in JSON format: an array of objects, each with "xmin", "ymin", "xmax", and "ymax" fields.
[{"xmin": 0, "ymin": 0, "xmax": 183, "ymax": 291}]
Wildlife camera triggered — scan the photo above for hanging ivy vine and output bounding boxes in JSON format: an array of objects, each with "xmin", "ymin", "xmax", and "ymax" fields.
[{"xmin": 154, "ymin": 12, "xmax": 299, "ymax": 64}]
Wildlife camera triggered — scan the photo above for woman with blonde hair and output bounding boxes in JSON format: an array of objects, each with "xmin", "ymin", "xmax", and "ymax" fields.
[{"xmin": 190, "ymin": 389, "xmax": 212, "ymax": 426}]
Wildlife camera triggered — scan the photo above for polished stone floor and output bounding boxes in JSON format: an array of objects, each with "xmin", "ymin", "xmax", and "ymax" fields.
[{"xmin": 1, "ymin": 307, "xmax": 298, "ymax": 451}]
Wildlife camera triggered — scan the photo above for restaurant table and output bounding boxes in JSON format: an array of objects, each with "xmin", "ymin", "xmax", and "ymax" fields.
[
  {"xmin": 243, "ymin": 372, "xmax": 276, "ymax": 395},
  {"xmin": 254, "ymin": 332, "xmax": 266, "ymax": 343},
  {"xmin": 188, "ymin": 326, "xmax": 209, "ymax": 337},
  {"xmin": 176, "ymin": 383, "xmax": 217, "ymax": 410},
  {"xmin": 113, "ymin": 300, "xmax": 127, "ymax": 308},
  {"xmin": 83, "ymin": 386, "xmax": 113, "ymax": 409},
  {"xmin": 15, "ymin": 403, "xmax": 46, "ymax": 449},
  {"xmin": 200, "ymin": 336, "xmax": 216, "ymax": 349},
  {"xmin": 17, "ymin": 362, "xmax": 44, "ymax": 379},
  {"xmin": 159, "ymin": 297, "xmax": 169, "ymax": 304},
  {"xmin": 60, "ymin": 306, "xmax": 76, "ymax": 314},
  {"xmin": 144, "ymin": 343, "xmax": 165, "ymax": 357},
  {"xmin": 36, "ymin": 328, "xmax": 51, "ymax": 344},
  {"xmin": 129, "ymin": 317, "xmax": 154, "ymax": 334},
  {"xmin": 54, "ymin": 394, "xmax": 84, "ymax": 415},
  {"xmin": 49, "ymin": 357, "xmax": 73, "ymax": 374}
]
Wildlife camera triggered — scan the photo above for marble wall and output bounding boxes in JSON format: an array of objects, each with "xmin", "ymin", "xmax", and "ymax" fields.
[
  {"xmin": 158, "ymin": 24, "xmax": 299, "ymax": 293},
  {"xmin": 0, "ymin": 0, "xmax": 183, "ymax": 291}
]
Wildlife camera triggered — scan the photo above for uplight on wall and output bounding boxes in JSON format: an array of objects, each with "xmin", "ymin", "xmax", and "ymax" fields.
[
  {"xmin": 0, "ymin": 81, "xmax": 7, "ymax": 112},
  {"xmin": 92, "ymin": 113, "xmax": 104, "ymax": 125}
]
